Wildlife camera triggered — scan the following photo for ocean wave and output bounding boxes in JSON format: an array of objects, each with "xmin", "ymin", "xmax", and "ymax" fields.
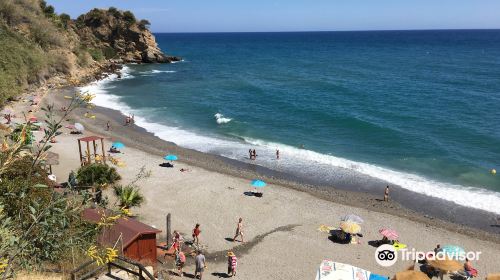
[
  {"xmin": 214, "ymin": 113, "xmax": 232, "ymax": 124},
  {"xmin": 79, "ymin": 68, "xmax": 500, "ymax": 215},
  {"xmin": 139, "ymin": 70, "xmax": 176, "ymax": 75}
]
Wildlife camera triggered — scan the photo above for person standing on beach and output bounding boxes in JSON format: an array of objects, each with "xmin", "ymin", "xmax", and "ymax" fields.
[
  {"xmin": 252, "ymin": 149, "xmax": 257, "ymax": 160},
  {"xmin": 194, "ymin": 250, "xmax": 206, "ymax": 279},
  {"xmin": 106, "ymin": 121, "xmax": 111, "ymax": 131},
  {"xmin": 276, "ymin": 149, "xmax": 280, "ymax": 160},
  {"xmin": 176, "ymin": 250, "xmax": 186, "ymax": 277},
  {"xmin": 227, "ymin": 251, "xmax": 237, "ymax": 277},
  {"xmin": 384, "ymin": 186, "xmax": 390, "ymax": 202},
  {"xmin": 233, "ymin": 218, "xmax": 244, "ymax": 243},
  {"xmin": 249, "ymin": 149, "xmax": 253, "ymax": 160},
  {"xmin": 192, "ymin": 223, "xmax": 201, "ymax": 245}
]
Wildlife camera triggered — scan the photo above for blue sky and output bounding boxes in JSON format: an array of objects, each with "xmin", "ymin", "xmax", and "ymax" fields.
[{"xmin": 47, "ymin": 0, "xmax": 500, "ymax": 32}]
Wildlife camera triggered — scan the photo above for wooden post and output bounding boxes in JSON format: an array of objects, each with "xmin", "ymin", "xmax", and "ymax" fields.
[
  {"xmin": 101, "ymin": 138, "xmax": 106, "ymax": 164},
  {"xmin": 166, "ymin": 213, "xmax": 171, "ymax": 247},
  {"xmin": 77, "ymin": 139, "xmax": 83, "ymax": 166},
  {"xmin": 86, "ymin": 141, "xmax": 91, "ymax": 165},
  {"xmin": 93, "ymin": 140, "xmax": 97, "ymax": 160}
]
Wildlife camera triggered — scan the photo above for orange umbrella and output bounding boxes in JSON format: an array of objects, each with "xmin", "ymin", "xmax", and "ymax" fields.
[
  {"xmin": 428, "ymin": 259, "xmax": 463, "ymax": 272},
  {"xmin": 392, "ymin": 271, "xmax": 430, "ymax": 280}
]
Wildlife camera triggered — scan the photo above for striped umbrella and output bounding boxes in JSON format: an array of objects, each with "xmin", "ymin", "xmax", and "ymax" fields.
[
  {"xmin": 379, "ymin": 228, "xmax": 399, "ymax": 240},
  {"xmin": 340, "ymin": 221, "xmax": 361, "ymax": 234}
]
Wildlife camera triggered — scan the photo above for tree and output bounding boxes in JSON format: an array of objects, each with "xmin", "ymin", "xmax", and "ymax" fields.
[
  {"xmin": 122, "ymin": 11, "xmax": 136, "ymax": 25},
  {"xmin": 138, "ymin": 19, "xmax": 150, "ymax": 30},
  {"xmin": 0, "ymin": 92, "xmax": 99, "ymax": 277},
  {"xmin": 113, "ymin": 185, "xmax": 144, "ymax": 210},
  {"xmin": 59, "ymin": 13, "xmax": 71, "ymax": 27}
]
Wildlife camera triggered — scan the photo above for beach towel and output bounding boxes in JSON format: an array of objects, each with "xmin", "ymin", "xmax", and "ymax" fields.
[{"xmin": 318, "ymin": 225, "xmax": 335, "ymax": 232}]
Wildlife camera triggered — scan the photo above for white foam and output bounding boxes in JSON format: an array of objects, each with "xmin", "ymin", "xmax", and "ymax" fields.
[
  {"xmin": 214, "ymin": 113, "xmax": 232, "ymax": 124},
  {"xmin": 79, "ymin": 69, "xmax": 500, "ymax": 215},
  {"xmin": 139, "ymin": 70, "xmax": 176, "ymax": 75}
]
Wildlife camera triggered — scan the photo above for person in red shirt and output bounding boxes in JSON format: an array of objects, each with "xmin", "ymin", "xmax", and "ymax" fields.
[{"xmin": 192, "ymin": 223, "xmax": 201, "ymax": 245}]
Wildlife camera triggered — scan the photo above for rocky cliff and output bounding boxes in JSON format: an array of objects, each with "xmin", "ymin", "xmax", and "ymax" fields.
[
  {"xmin": 0, "ymin": 0, "xmax": 179, "ymax": 105},
  {"xmin": 74, "ymin": 8, "xmax": 181, "ymax": 63}
]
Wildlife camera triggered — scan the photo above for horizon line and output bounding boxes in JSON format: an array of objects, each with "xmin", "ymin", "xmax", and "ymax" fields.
[{"xmin": 151, "ymin": 28, "xmax": 500, "ymax": 34}]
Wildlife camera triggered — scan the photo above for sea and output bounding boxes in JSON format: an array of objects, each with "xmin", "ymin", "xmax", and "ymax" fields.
[{"xmin": 82, "ymin": 30, "xmax": 500, "ymax": 215}]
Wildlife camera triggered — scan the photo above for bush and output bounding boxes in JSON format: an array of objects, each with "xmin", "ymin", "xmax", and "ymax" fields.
[
  {"xmin": 113, "ymin": 185, "xmax": 144, "ymax": 209},
  {"xmin": 122, "ymin": 10, "xmax": 136, "ymax": 25},
  {"xmin": 138, "ymin": 19, "xmax": 150, "ymax": 30},
  {"xmin": 59, "ymin": 13, "xmax": 71, "ymax": 28},
  {"xmin": 102, "ymin": 46, "xmax": 117, "ymax": 59},
  {"xmin": 77, "ymin": 163, "xmax": 121, "ymax": 187},
  {"xmin": 88, "ymin": 48, "xmax": 104, "ymax": 61},
  {"xmin": 108, "ymin": 7, "xmax": 120, "ymax": 18}
]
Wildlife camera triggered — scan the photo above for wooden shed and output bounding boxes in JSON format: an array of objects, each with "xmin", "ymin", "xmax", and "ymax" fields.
[{"xmin": 83, "ymin": 208, "xmax": 161, "ymax": 268}]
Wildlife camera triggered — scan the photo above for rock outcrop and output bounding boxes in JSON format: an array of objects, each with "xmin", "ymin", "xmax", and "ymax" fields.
[{"xmin": 74, "ymin": 8, "xmax": 181, "ymax": 63}]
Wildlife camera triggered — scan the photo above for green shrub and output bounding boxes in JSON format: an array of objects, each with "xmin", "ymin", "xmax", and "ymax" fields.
[
  {"xmin": 77, "ymin": 163, "xmax": 121, "ymax": 187},
  {"xmin": 102, "ymin": 46, "xmax": 117, "ymax": 59},
  {"xmin": 138, "ymin": 19, "xmax": 150, "ymax": 30},
  {"xmin": 113, "ymin": 185, "xmax": 144, "ymax": 209},
  {"xmin": 87, "ymin": 48, "xmax": 104, "ymax": 61},
  {"xmin": 59, "ymin": 13, "xmax": 71, "ymax": 28},
  {"xmin": 123, "ymin": 10, "xmax": 136, "ymax": 25}
]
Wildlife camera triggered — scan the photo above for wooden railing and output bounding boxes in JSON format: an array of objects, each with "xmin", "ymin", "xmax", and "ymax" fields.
[{"xmin": 70, "ymin": 256, "xmax": 155, "ymax": 280}]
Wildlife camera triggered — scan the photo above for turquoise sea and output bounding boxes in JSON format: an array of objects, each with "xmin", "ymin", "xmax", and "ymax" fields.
[{"xmin": 83, "ymin": 30, "xmax": 500, "ymax": 214}]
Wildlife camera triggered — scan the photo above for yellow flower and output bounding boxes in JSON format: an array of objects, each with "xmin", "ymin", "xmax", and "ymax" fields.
[{"xmin": 0, "ymin": 257, "xmax": 8, "ymax": 273}]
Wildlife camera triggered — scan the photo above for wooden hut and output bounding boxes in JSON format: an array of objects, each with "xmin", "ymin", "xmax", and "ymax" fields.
[
  {"xmin": 77, "ymin": 136, "xmax": 106, "ymax": 166},
  {"xmin": 82, "ymin": 208, "xmax": 161, "ymax": 268}
]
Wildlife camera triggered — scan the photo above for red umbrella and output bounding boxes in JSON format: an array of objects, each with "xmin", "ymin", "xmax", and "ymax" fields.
[
  {"xmin": 29, "ymin": 117, "xmax": 37, "ymax": 122},
  {"xmin": 380, "ymin": 228, "xmax": 399, "ymax": 240}
]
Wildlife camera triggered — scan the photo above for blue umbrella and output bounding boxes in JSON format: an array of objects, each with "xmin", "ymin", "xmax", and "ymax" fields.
[
  {"xmin": 164, "ymin": 155, "xmax": 178, "ymax": 161},
  {"xmin": 438, "ymin": 245, "xmax": 465, "ymax": 260},
  {"xmin": 251, "ymin": 180, "xmax": 266, "ymax": 188},
  {"xmin": 112, "ymin": 142, "xmax": 125, "ymax": 149}
]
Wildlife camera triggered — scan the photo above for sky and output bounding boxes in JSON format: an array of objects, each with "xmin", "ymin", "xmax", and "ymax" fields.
[{"xmin": 47, "ymin": 0, "xmax": 500, "ymax": 33}]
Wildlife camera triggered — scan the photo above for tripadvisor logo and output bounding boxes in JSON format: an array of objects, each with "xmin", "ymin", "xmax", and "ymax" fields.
[
  {"xmin": 375, "ymin": 245, "xmax": 482, "ymax": 267},
  {"xmin": 375, "ymin": 245, "xmax": 397, "ymax": 267}
]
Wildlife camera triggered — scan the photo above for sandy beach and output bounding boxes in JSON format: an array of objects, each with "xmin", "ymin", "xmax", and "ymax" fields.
[{"xmin": 6, "ymin": 87, "xmax": 500, "ymax": 279}]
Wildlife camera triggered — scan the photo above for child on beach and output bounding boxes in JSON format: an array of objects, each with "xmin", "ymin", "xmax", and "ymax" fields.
[
  {"xmin": 276, "ymin": 149, "xmax": 280, "ymax": 160},
  {"xmin": 195, "ymin": 251, "xmax": 206, "ymax": 280},
  {"xmin": 227, "ymin": 251, "xmax": 237, "ymax": 277},
  {"xmin": 233, "ymin": 218, "xmax": 244, "ymax": 243}
]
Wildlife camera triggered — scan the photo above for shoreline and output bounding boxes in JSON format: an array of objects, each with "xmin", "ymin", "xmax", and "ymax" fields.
[{"xmin": 47, "ymin": 85, "xmax": 500, "ymax": 244}]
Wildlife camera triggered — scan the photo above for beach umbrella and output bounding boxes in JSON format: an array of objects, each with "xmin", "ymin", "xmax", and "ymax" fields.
[
  {"xmin": 315, "ymin": 260, "xmax": 370, "ymax": 280},
  {"xmin": 379, "ymin": 228, "xmax": 399, "ymax": 240},
  {"xmin": 29, "ymin": 117, "xmax": 37, "ymax": 122},
  {"xmin": 392, "ymin": 271, "xmax": 430, "ymax": 280},
  {"xmin": 74, "ymin": 123, "xmax": 85, "ymax": 131},
  {"xmin": 251, "ymin": 179, "xmax": 266, "ymax": 188},
  {"xmin": 164, "ymin": 154, "xmax": 178, "ymax": 161},
  {"xmin": 428, "ymin": 259, "xmax": 463, "ymax": 272},
  {"xmin": 340, "ymin": 214, "xmax": 364, "ymax": 224},
  {"xmin": 112, "ymin": 142, "xmax": 125, "ymax": 149},
  {"xmin": 438, "ymin": 245, "xmax": 465, "ymax": 260},
  {"xmin": 340, "ymin": 221, "xmax": 361, "ymax": 234},
  {"xmin": 370, "ymin": 274, "xmax": 389, "ymax": 280}
]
